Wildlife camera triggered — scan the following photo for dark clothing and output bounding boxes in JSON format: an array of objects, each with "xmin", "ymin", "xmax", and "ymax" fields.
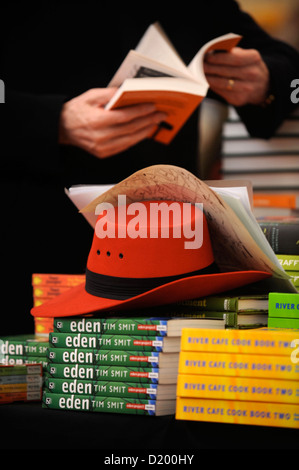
[{"xmin": 1, "ymin": 1, "xmax": 299, "ymax": 334}]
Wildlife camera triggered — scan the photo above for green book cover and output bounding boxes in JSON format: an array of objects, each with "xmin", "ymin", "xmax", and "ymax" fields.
[
  {"xmin": 178, "ymin": 295, "xmax": 268, "ymax": 312},
  {"xmin": 0, "ymin": 355, "xmax": 48, "ymax": 370},
  {"xmin": 276, "ymin": 254, "xmax": 299, "ymax": 271},
  {"xmin": 0, "ymin": 363, "xmax": 42, "ymax": 376},
  {"xmin": 46, "ymin": 363, "xmax": 176, "ymax": 383},
  {"xmin": 224, "ymin": 312, "xmax": 268, "ymax": 328},
  {"xmin": 53, "ymin": 317, "xmax": 171, "ymax": 336},
  {"xmin": 49, "ymin": 333, "xmax": 180, "ymax": 352},
  {"xmin": 268, "ymin": 292, "xmax": 299, "ymax": 318},
  {"xmin": 44, "ymin": 377, "xmax": 176, "ymax": 399},
  {"xmin": 47, "ymin": 348, "xmax": 179, "ymax": 368},
  {"xmin": 0, "ymin": 335, "xmax": 49, "ymax": 357},
  {"xmin": 268, "ymin": 317, "xmax": 299, "ymax": 328},
  {"xmin": 42, "ymin": 392, "xmax": 176, "ymax": 415},
  {"xmin": 288, "ymin": 271, "xmax": 299, "ymax": 287}
]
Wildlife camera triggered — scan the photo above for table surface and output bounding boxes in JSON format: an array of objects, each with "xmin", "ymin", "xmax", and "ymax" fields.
[{"xmin": 1, "ymin": 401, "xmax": 298, "ymax": 451}]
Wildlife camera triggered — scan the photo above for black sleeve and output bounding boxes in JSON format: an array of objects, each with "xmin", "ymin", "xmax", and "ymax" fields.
[
  {"xmin": 228, "ymin": 3, "xmax": 299, "ymax": 138},
  {"xmin": 1, "ymin": 89, "xmax": 67, "ymax": 175}
]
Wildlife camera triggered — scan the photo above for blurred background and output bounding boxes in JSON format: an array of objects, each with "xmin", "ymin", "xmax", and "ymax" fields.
[{"xmin": 239, "ymin": 0, "xmax": 299, "ymax": 50}]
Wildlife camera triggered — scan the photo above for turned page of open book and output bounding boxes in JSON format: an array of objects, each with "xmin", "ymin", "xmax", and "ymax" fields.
[{"xmin": 135, "ymin": 22, "xmax": 189, "ymax": 74}]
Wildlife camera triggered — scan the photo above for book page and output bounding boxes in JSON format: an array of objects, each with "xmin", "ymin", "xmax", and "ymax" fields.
[
  {"xmin": 135, "ymin": 22, "xmax": 188, "ymax": 74},
  {"xmin": 65, "ymin": 185, "xmax": 113, "ymax": 228},
  {"xmin": 188, "ymin": 33, "xmax": 242, "ymax": 82},
  {"xmin": 108, "ymin": 50, "xmax": 193, "ymax": 88}
]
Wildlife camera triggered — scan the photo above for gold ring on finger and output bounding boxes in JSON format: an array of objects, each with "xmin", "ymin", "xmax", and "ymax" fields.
[{"xmin": 227, "ymin": 78, "xmax": 235, "ymax": 90}]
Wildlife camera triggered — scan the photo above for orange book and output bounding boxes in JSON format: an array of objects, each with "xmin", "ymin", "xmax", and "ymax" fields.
[
  {"xmin": 106, "ymin": 22, "xmax": 240, "ymax": 144},
  {"xmin": 253, "ymin": 193, "xmax": 299, "ymax": 209},
  {"xmin": 0, "ymin": 390, "xmax": 42, "ymax": 403},
  {"xmin": 32, "ymin": 273, "xmax": 85, "ymax": 287},
  {"xmin": 33, "ymin": 285, "xmax": 76, "ymax": 298},
  {"xmin": 34, "ymin": 317, "xmax": 54, "ymax": 335}
]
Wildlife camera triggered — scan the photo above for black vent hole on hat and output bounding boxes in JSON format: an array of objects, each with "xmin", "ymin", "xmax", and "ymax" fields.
[
  {"xmin": 119, "ymin": 253, "xmax": 124, "ymax": 259},
  {"xmin": 107, "ymin": 251, "xmax": 111, "ymax": 257},
  {"xmin": 97, "ymin": 250, "xmax": 101, "ymax": 255}
]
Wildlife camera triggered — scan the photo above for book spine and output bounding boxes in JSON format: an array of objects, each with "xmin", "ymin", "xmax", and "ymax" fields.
[
  {"xmin": 46, "ymin": 363, "xmax": 163, "ymax": 383},
  {"xmin": 259, "ymin": 223, "xmax": 299, "ymax": 255},
  {"xmin": 0, "ymin": 355, "xmax": 48, "ymax": 370},
  {"xmin": 253, "ymin": 193, "xmax": 299, "ymax": 209},
  {"xmin": 277, "ymin": 254, "xmax": 299, "ymax": 271},
  {"xmin": 175, "ymin": 397, "xmax": 299, "ymax": 429},
  {"xmin": 178, "ymin": 296, "xmax": 267, "ymax": 312},
  {"xmin": 47, "ymin": 348, "xmax": 168, "ymax": 368},
  {"xmin": 0, "ymin": 390, "xmax": 42, "ymax": 403},
  {"xmin": 44, "ymin": 377, "xmax": 174, "ymax": 399},
  {"xmin": 268, "ymin": 317, "xmax": 299, "ymax": 328},
  {"xmin": 49, "ymin": 333, "xmax": 176, "ymax": 352},
  {"xmin": 0, "ymin": 382, "xmax": 42, "ymax": 393},
  {"xmin": 288, "ymin": 271, "xmax": 299, "ymax": 287},
  {"xmin": 0, "ymin": 374, "xmax": 42, "ymax": 384},
  {"xmin": 223, "ymin": 312, "xmax": 268, "ymax": 329},
  {"xmin": 0, "ymin": 363, "xmax": 42, "ymax": 375},
  {"xmin": 178, "ymin": 351, "xmax": 299, "ymax": 380},
  {"xmin": 42, "ymin": 392, "xmax": 174, "ymax": 415},
  {"xmin": 32, "ymin": 273, "xmax": 85, "ymax": 287},
  {"xmin": 178, "ymin": 297, "xmax": 239, "ymax": 311},
  {"xmin": 34, "ymin": 317, "xmax": 54, "ymax": 336},
  {"xmin": 0, "ymin": 339, "xmax": 49, "ymax": 357},
  {"xmin": 177, "ymin": 374, "xmax": 299, "ymax": 404},
  {"xmin": 53, "ymin": 318, "xmax": 168, "ymax": 336},
  {"xmin": 268, "ymin": 292, "xmax": 299, "ymax": 318},
  {"xmin": 180, "ymin": 328, "xmax": 298, "ymax": 356},
  {"xmin": 33, "ymin": 286, "xmax": 74, "ymax": 298}
]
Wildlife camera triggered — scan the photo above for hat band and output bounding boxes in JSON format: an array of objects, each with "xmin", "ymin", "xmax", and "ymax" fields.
[{"xmin": 85, "ymin": 263, "xmax": 218, "ymax": 300}]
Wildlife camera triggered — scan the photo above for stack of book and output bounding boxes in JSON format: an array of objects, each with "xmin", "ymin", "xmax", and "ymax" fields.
[
  {"xmin": 176, "ymin": 328, "xmax": 299, "ymax": 429},
  {"xmin": 221, "ymin": 106, "xmax": 299, "ymax": 202},
  {"xmin": 277, "ymin": 254, "xmax": 299, "ymax": 292},
  {"xmin": 178, "ymin": 293, "xmax": 269, "ymax": 329},
  {"xmin": 253, "ymin": 193, "xmax": 299, "ymax": 218},
  {"xmin": 32, "ymin": 273, "xmax": 85, "ymax": 335},
  {"xmin": 0, "ymin": 363, "xmax": 43, "ymax": 404},
  {"xmin": 268, "ymin": 292, "xmax": 299, "ymax": 329},
  {"xmin": 257, "ymin": 217, "xmax": 299, "ymax": 292},
  {"xmin": 43, "ymin": 314, "xmax": 225, "ymax": 416},
  {"xmin": 0, "ymin": 334, "xmax": 49, "ymax": 371}
]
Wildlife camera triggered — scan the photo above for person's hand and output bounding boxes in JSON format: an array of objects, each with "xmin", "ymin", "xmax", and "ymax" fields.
[
  {"xmin": 59, "ymin": 88, "xmax": 167, "ymax": 158},
  {"xmin": 203, "ymin": 47, "xmax": 270, "ymax": 107}
]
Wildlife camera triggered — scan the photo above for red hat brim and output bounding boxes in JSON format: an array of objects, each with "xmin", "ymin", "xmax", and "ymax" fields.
[{"xmin": 31, "ymin": 270, "xmax": 270, "ymax": 318}]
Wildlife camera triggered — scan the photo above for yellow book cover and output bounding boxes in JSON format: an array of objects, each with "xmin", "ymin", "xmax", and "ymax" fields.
[
  {"xmin": 175, "ymin": 397, "xmax": 299, "ymax": 429},
  {"xmin": 0, "ymin": 383, "xmax": 41, "ymax": 393},
  {"xmin": 177, "ymin": 374, "xmax": 299, "ymax": 404},
  {"xmin": 32, "ymin": 273, "xmax": 85, "ymax": 287},
  {"xmin": 178, "ymin": 351, "xmax": 299, "ymax": 380},
  {"xmin": 180, "ymin": 328, "xmax": 299, "ymax": 356},
  {"xmin": 33, "ymin": 286, "xmax": 75, "ymax": 298}
]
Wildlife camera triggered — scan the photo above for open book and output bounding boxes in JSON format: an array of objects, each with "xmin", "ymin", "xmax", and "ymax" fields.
[
  {"xmin": 66, "ymin": 165, "xmax": 296, "ymax": 294},
  {"xmin": 105, "ymin": 23, "xmax": 241, "ymax": 144}
]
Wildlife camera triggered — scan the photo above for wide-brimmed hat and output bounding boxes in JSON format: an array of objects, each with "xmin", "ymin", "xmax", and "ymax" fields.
[{"xmin": 31, "ymin": 200, "xmax": 270, "ymax": 318}]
